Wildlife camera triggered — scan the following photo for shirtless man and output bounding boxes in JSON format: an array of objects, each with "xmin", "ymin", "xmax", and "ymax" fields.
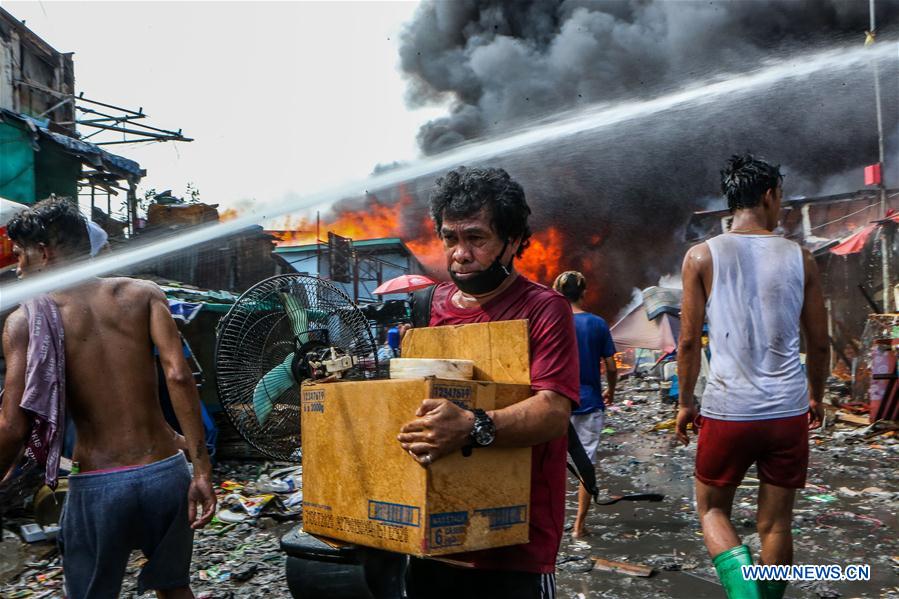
[
  {"xmin": 0, "ymin": 198, "xmax": 216, "ymax": 599},
  {"xmin": 676, "ymin": 155, "xmax": 828, "ymax": 599}
]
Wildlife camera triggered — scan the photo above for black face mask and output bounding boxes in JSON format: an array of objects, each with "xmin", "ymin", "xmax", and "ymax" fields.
[{"xmin": 450, "ymin": 240, "xmax": 513, "ymax": 296}]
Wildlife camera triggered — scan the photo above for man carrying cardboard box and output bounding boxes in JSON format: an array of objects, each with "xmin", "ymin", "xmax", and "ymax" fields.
[{"xmin": 397, "ymin": 167, "xmax": 579, "ymax": 599}]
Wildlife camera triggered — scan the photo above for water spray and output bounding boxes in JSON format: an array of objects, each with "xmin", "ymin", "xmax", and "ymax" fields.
[{"xmin": 1, "ymin": 41, "xmax": 895, "ymax": 312}]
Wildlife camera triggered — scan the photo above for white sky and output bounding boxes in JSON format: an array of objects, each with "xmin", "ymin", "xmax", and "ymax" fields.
[{"xmin": 5, "ymin": 1, "xmax": 444, "ymax": 215}]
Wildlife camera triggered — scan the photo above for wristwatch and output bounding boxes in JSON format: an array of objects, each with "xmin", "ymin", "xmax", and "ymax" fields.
[{"xmin": 462, "ymin": 408, "xmax": 496, "ymax": 457}]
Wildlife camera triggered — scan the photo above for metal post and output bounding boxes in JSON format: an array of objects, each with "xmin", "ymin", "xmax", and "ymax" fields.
[
  {"xmin": 869, "ymin": 0, "xmax": 891, "ymax": 311},
  {"xmin": 883, "ymin": 229, "xmax": 892, "ymax": 313},
  {"xmin": 127, "ymin": 182, "xmax": 137, "ymax": 237},
  {"xmin": 353, "ymin": 251, "xmax": 360, "ymax": 303}
]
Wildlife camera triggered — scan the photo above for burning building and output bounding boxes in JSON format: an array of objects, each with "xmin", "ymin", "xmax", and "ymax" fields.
[{"xmin": 265, "ymin": 188, "xmax": 569, "ymax": 300}]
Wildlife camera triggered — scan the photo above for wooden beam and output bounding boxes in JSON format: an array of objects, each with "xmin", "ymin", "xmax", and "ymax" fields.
[{"xmin": 592, "ymin": 557, "xmax": 654, "ymax": 577}]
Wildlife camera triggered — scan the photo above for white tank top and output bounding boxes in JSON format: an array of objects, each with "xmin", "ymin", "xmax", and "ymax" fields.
[{"xmin": 701, "ymin": 233, "xmax": 808, "ymax": 421}]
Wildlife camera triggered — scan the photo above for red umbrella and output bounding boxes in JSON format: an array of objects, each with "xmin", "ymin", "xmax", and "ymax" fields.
[{"xmin": 373, "ymin": 274, "xmax": 437, "ymax": 295}]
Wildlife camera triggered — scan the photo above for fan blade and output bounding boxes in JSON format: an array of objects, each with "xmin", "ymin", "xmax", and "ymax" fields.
[
  {"xmin": 278, "ymin": 292, "xmax": 331, "ymax": 342},
  {"xmin": 253, "ymin": 353, "xmax": 297, "ymax": 426},
  {"xmin": 280, "ymin": 293, "xmax": 310, "ymax": 342}
]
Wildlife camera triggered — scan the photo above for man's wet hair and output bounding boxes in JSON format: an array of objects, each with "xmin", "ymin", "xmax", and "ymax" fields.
[
  {"xmin": 430, "ymin": 166, "xmax": 532, "ymax": 257},
  {"xmin": 7, "ymin": 197, "xmax": 90, "ymax": 255},
  {"xmin": 553, "ymin": 271, "xmax": 587, "ymax": 303},
  {"xmin": 720, "ymin": 153, "xmax": 783, "ymax": 212}
]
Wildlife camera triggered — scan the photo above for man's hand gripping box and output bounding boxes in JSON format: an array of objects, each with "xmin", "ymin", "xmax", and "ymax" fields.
[{"xmin": 300, "ymin": 321, "xmax": 533, "ymax": 556}]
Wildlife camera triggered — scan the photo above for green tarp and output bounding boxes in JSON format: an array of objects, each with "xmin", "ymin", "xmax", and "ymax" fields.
[
  {"xmin": 0, "ymin": 120, "xmax": 35, "ymax": 204},
  {"xmin": 0, "ymin": 119, "xmax": 80, "ymax": 204}
]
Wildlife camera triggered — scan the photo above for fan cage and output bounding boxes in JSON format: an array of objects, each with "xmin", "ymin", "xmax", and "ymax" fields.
[{"xmin": 215, "ymin": 274, "xmax": 378, "ymax": 461}]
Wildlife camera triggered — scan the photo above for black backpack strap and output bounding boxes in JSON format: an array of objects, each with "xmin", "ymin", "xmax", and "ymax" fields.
[
  {"xmin": 410, "ymin": 285, "xmax": 436, "ymax": 329},
  {"xmin": 567, "ymin": 422, "xmax": 599, "ymax": 501}
]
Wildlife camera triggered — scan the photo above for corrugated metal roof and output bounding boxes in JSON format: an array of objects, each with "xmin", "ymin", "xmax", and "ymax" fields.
[{"xmin": 274, "ymin": 237, "xmax": 409, "ymax": 253}]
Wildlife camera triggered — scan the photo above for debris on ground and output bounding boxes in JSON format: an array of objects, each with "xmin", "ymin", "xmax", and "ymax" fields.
[
  {"xmin": 0, "ymin": 461, "xmax": 296, "ymax": 597},
  {"xmin": 555, "ymin": 375, "xmax": 898, "ymax": 598},
  {"xmin": 0, "ymin": 376, "xmax": 895, "ymax": 598},
  {"xmin": 591, "ymin": 557, "xmax": 654, "ymax": 577}
]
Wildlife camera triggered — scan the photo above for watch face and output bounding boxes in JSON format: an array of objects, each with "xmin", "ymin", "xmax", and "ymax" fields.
[{"xmin": 474, "ymin": 422, "xmax": 496, "ymax": 446}]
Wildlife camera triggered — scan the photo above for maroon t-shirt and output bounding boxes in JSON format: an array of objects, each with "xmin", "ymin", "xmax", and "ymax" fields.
[{"xmin": 429, "ymin": 275, "xmax": 579, "ymax": 573}]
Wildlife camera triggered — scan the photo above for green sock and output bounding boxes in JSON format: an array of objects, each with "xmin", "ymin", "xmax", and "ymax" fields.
[
  {"xmin": 760, "ymin": 579, "xmax": 788, "ymax": 599},
  {"xmin": 712, "ymin": 545, "xmax": 764, "ymax": 599}
]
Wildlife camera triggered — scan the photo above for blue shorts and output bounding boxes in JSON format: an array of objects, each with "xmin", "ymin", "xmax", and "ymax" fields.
[{"xmin": 59, "ymin": 452, "xmax": 194, "ymax": 598}]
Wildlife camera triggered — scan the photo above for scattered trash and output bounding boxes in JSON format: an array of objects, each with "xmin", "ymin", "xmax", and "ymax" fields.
[
  {"xmin": 592, "ymin": 557, "xmax": 655, "ymax": 577},
  {"xmin": 557, "ymin": 555, "xmax": 595, "ymax": 573},
  {"xmin": 807, "ymin": 494, "xmax": 838, "ymax": 503},
  {"xmin": 815, "ymin": 511, "xmax": 885, "ymax": 528},
  {"xmin": 222, "ymin": 493, "xmax": 275, "ymax": 518},
  {"xmin": 231, "ymin": 563, "xmax": 259, "ymax": 582},
  {"xmin": 18, "ymin": 524, "xmax": 46, "ymax": 544},
  {"xmin": 219, "ymin": 480, "xmax": 245, "ymax": 492},
  {"xmin": 834, "ymin": 412, "xmax": 870, "ymax": 426},
  {"xmin": 649, "ymin": 418, "xmax": 676, "ymax": 432},
  {"xmin": 595, "ymin": 492, "xmax": 665, "ymax": 506},
  {"xmin": 283, "ymin": 489, "xmax": 303, "ymax": 509},
  {"xmin": 215, "ymin": 509, "xmax": 249, "ymax": 524},
  {"xmin": 255, "ymin": 474, "xmax": 294, "ymax": 494},
  {"xmin": 40, "ymin": 525, "xmax": 59, "ymax": 541},
  {"xmin": 198, "ymin": 564, "xmax": 230, "ymax": 582},
  {"xmin": 805, "ymin": 483, "xmax": 830, "ymax": 492}
]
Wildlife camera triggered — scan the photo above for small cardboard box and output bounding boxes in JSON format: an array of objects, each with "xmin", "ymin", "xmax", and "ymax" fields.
[{"xmin": 300, "ymin": 376, "xmax": 533, "ymax": 556}]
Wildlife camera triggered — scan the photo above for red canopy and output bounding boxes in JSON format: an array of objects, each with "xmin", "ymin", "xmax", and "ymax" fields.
[
  {"xmin": 373, "ymin": 274, "xmax": 437, "ymax": 295},
  {"xmin": 831, "ymin": 209, "xmax": 899, "ymax": 256}
]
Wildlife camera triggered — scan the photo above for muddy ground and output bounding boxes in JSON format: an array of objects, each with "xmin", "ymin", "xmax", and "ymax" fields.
[
  {"xmin": 2, "ymin": 379, "xmax": 896, "ymax": 598},
  {"xmin": 555, "ymin": 384, "xmax": 898, "ymax": 598}
]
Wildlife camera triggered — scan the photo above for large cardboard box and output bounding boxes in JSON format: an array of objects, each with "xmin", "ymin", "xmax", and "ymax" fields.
[{"xmin": 301, "ymin": 320, "xmax": 534, "ymax": 556}]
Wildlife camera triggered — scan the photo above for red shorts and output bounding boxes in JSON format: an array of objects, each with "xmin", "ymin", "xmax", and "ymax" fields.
[{"xmin": 695, "ymin": 413, "xmax": 809, "ymax": 489}]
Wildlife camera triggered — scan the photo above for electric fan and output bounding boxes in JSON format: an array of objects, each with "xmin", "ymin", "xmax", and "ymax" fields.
[{"xmin": 215, "ymin": 274, "xmax": 379, "ymax": 461}]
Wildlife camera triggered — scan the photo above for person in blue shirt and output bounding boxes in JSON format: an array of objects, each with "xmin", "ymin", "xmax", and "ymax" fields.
[
  {"xmin": 553, "ymin": 271, "xmax": 618, "ymax": 538},
  {"xmin": 386, "ymin": 326, "xmax": 401, "ymax": 356}
]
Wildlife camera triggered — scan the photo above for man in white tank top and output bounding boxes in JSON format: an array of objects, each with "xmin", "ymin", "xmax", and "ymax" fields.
[{"xmin": 676, "ymin": 154, "xmax": 829, "ymax": 599}]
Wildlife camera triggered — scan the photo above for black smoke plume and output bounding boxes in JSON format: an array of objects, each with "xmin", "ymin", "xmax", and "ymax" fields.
[{"xmin": 384, "ymin": 0, "xmax": 899, "ymax": 319}]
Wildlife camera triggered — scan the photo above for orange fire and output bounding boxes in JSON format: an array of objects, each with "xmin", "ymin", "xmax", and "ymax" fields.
[
  {"xmin": 268, "ymin": 193, "xmax": 420, "ymax": 247},
  {"xmin": 265, "ymin": 193, "xmax": 566, "ymax": 286},
  {"xmin": 517, "ymin": 227, "xmax": 564, "ymax": 285},
  {"xmin": 219, "ymin": 207, "xmax": 240, "ymax": 222}
]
